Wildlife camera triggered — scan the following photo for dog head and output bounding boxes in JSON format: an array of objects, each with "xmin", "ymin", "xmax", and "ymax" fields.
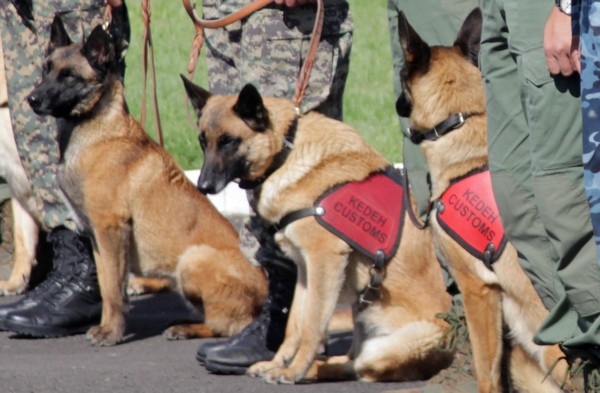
[
  {"xmin": 396, "ymin": 8, "xmax": 484, "ymax": 127},
  {"xmin": 182, "ymin": 75, "xmax": 296, "ymax": 195},
  {"xmin": 27, "ymin": 16, "xmax": 116, "ymax": 118}
]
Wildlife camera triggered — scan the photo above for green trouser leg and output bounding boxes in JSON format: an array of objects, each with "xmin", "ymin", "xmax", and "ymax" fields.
[{"xmin": 481, "ymin": 0, "xmax": 600, "ymax": 349}]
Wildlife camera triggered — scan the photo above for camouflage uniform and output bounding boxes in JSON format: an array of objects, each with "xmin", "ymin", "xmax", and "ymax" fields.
[
  {"xmin": 0, "ymin": 0, "xmax": 107, "ymax": 232},
  {"xmin": 203, "ymin": 0, "xmax": 353, "ymax": 120},
  {"xmin": 570, "ymin": 0, "xmax": 600, "ymax": 364}
]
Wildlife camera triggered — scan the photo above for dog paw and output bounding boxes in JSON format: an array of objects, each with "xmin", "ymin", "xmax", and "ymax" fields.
[
  {"xmin": 247, "ymin": 360, "xmax": 279, "ymax": 378},
  {"xmin": 126, "ymin": 276, "xmax": 147, "ymax": 296},
  {"xmin": 261, "ymin": 367, "xmax": 302, "ymax": 385},
  {"xmin": 86, "ymin": 325, "xmax": 123, "ymax": 346},
  {"xmin": 162, "ymin": 326, "xmax": 188, "ymax": 340},
  {"xmin": 0, "ymin": 279, "xmax": 27, "ymax": 296}
]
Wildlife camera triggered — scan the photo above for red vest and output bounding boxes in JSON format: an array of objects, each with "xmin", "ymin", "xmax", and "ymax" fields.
[{"xmin": 436, "ymin": 170, "xmax": 507, "ymax": 264}]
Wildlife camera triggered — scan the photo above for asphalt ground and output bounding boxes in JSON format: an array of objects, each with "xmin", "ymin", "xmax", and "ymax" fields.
[
  {"xmin": 0, "ymin": 204, "xmax": 478, "ymax": 393},
  {"xmin": 0, "ymin": 292, "xmax": 451, "ymax": 393}
]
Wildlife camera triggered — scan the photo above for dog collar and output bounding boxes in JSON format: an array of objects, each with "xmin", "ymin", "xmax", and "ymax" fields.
[
  {"xmin": 404, "ymin": 112, "xmax": 482, "ymax": 145},
  {"xmin": 239, "ymin": 116, "xmax": 298, "ymax": 190}
]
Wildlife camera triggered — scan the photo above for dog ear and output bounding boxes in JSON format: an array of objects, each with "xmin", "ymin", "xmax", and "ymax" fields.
[
  {"xmin": 82, "ymin": 25, "xmax": 115, "ymax": 75},
  {"xmin": 180, "ymin": 74, "xmax": 212, "ymax": 119},
  {"xmin": 48, "ymin": 15, "xmax": 72, "ymax": 55},
  {"xmin": 397, "ymin": 11, "xmax": 430, "ymax": 74},
  {"xmin": 454, "ymin": 8, "xmax": 482, "ymax": 67},
  {"xmin": 233, "ymin": 84, "xmax": 269, "ymax": 132}
]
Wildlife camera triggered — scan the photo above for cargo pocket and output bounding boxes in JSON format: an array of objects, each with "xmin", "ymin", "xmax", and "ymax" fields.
[{"xmin": 521, "ymin": 46, "xmax": 583, "ymax": 171}]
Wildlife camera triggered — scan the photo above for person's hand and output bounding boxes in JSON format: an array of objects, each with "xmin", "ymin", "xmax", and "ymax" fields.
[
  {"xmin": 544, "ymin": 6, "xmax": 580, "ymax": 76},
  {"xmin": 273, "ymin": 0, "xmax": 315, "ymax": 7}
]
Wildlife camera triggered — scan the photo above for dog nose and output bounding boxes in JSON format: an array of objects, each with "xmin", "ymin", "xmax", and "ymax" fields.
[
  {"xmin": 27, "ymin": 94, "xmax": 40, "ymax": 110},
  {"xmin": 196, "ymin": 180, "xmax": 215, "ymax": 195}
]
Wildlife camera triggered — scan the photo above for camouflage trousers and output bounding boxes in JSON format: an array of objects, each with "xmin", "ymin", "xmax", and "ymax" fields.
[
  {"xmin": 0, "ymin": 0, "xmax": 106, "ymax": 232},
  {"xmin": 202, "ymin": 0, "xmax": 353, "ymax": 120},
  {"xmin": 579, "ymin": 1, "xmax": 600, "ymax": 263}
]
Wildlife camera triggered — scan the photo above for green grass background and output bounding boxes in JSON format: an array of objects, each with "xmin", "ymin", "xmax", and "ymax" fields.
[{"xmin": 123, "ymin": 0, "xmax": 401, "ymax": 170}]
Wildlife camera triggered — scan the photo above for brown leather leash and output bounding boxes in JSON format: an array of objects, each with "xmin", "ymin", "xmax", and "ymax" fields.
[
  {"xmin": 181, "ymin": 0, "xmax": 324, "ymax": 112},
  {"xmin": 140, "ymin": 0, "xmax": 164, "ymax": 146}
]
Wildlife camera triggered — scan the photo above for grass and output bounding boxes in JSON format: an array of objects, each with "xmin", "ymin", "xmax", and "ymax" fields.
[{"xmin": 123, "ymin": 0, "xmax": 400, "ymax": 170}]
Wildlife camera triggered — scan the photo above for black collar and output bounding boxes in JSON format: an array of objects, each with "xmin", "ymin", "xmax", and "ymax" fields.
[
  {"xmin": 404, "ymin": 112, "xmax": 482, "ymax": 145},
  {"xmin": 239, "ymin": 116, "xmax": 298, "ymax": 190}
]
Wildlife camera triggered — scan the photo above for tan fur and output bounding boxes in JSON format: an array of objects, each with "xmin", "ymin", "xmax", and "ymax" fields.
[
  {"xmin": 36, "ymin": 40, "xmax": 267, "ymax": 346},
  {"xmin": 194, "ymin": 91, "xmax": 455, "ymax": 383},
  {"xmin": 404, "ymin": 38, "xmax": 569, "ymax": 392}
]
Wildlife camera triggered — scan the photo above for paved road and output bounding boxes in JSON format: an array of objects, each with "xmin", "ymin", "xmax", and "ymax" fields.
[{"xmin": 0, "ymin": 292, "xmax": 439, "ymax": 393}]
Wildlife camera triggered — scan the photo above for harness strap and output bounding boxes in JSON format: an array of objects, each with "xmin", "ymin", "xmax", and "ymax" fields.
[
  {"xmin": 278, "ymin": 206, "xmax": 323, "ymax": 230},
  {"xmin": 358, "ymin": 250, "xmax": 385, "ymax": 311}
]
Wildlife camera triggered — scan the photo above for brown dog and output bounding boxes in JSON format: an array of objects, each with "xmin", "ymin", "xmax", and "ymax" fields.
[
  {"xmin": 396, "ymin": 9, "xmax": 569, "ymax": 392},
  {"xmin": 181, "ymin": 73, "xmax": 455, "ymax": 383},
  {"xmin": 26, "ymin": 17, "xmax": 267, "ymax": 346}
]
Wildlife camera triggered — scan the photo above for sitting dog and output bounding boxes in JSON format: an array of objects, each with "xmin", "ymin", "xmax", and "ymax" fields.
[
  {"xmin": 181, "ymin": 75, "xmax": 456, "ymax": 381},
  {"xmin": 26, "ymin": 17, "xmax": 268, "ymax": 346},
  {"xmin": 396, "ymin": 9, "xmax": 569, "ymax": 392},
  {"xmin": 0, "ymin": 39, "xmax": 41, "ymax": 296}
]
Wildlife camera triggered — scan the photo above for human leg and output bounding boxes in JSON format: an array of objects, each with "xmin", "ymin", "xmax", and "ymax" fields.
[{"xmin": 0, "ymin": 1, "xmax": 128, "ymax": 336}]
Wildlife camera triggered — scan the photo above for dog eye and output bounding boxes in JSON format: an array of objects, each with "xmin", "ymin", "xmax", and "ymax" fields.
[
  {"xmin": 217, "ymin": 134, "xmax": 240, "ymax": 150},
  {"xmin": 59, "ymin": 68, "xmax": 74, "ymax": 79},
  {"xmin": 44, "ymin": 60, "xmax": 53, "ymax": 73}
]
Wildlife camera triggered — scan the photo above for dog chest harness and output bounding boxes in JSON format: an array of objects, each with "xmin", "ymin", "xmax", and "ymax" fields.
[
  {"xmin": 435, "ymin": 169, "xmax": 507, "ymax": 266},
  {"xmin": 278, "ymin": 166, "xmax": 406, "ymax": 309}
]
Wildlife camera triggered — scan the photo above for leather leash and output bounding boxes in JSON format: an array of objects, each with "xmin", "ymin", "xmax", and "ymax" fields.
[
  {"xmin": 181, "ymin": 0, "xmax": 324, "ymax": 112},
  {"xmin": 140, "ymin": 0, "xmax": 164, "ymax": 146}
]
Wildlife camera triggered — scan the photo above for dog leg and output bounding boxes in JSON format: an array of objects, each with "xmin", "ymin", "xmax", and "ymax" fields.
[
  {"xmin": 165, "ymin": 245, "xmax": 265, "ymax": 340},
  {"xmin": 0, "ymin": 198, "xmax": 38, "ymax": 295},
  {"xmin": 453, "ymin": 270, "xmax": 504, "ymax": 393},
  {"xmin": 86, "ymin": 225, "xmax": 129, "ymax": 346},
  {"xmin": 249, "ymin": 227, "xmax": 350, "ymax": 384}
]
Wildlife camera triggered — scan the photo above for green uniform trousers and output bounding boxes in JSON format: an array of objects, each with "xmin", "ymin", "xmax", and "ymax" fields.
[
  {"xmin": 480, "ymin": 0, "xmax": 600, "ymax": 353},
  {"xmin": 387, "ymin": 0, "xmax": 478, "ymax": 217}
]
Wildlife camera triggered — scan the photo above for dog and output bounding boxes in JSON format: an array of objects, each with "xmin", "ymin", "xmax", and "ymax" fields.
[
  {"xmin": 0, "ymin": 39, "xmax": 42, "ymax": 297},
  {"xmin": 26, "ymin": 17, "xmax": 268, "ymax": 346},
  {"xmin": 396, "ymin": 9, "xmax": 570, "ymax": 392},
  {"xmin": 181, "ymin": 75, "xmax": 457, "ymax": 382}
]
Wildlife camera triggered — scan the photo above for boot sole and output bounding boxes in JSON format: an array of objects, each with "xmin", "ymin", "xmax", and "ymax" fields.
[
  {"xmin": 204, "ymin": 360, "xmax": 248, "ymax": 375},
  {"xmin": 4, "ymin": 319, "xmax": 95, "ymax": 338}
]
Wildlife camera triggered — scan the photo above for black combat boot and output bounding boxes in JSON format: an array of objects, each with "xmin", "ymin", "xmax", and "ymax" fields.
[{"xmin": 0, "ymin": 226, "xmax": 101, "ymax": 337}]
